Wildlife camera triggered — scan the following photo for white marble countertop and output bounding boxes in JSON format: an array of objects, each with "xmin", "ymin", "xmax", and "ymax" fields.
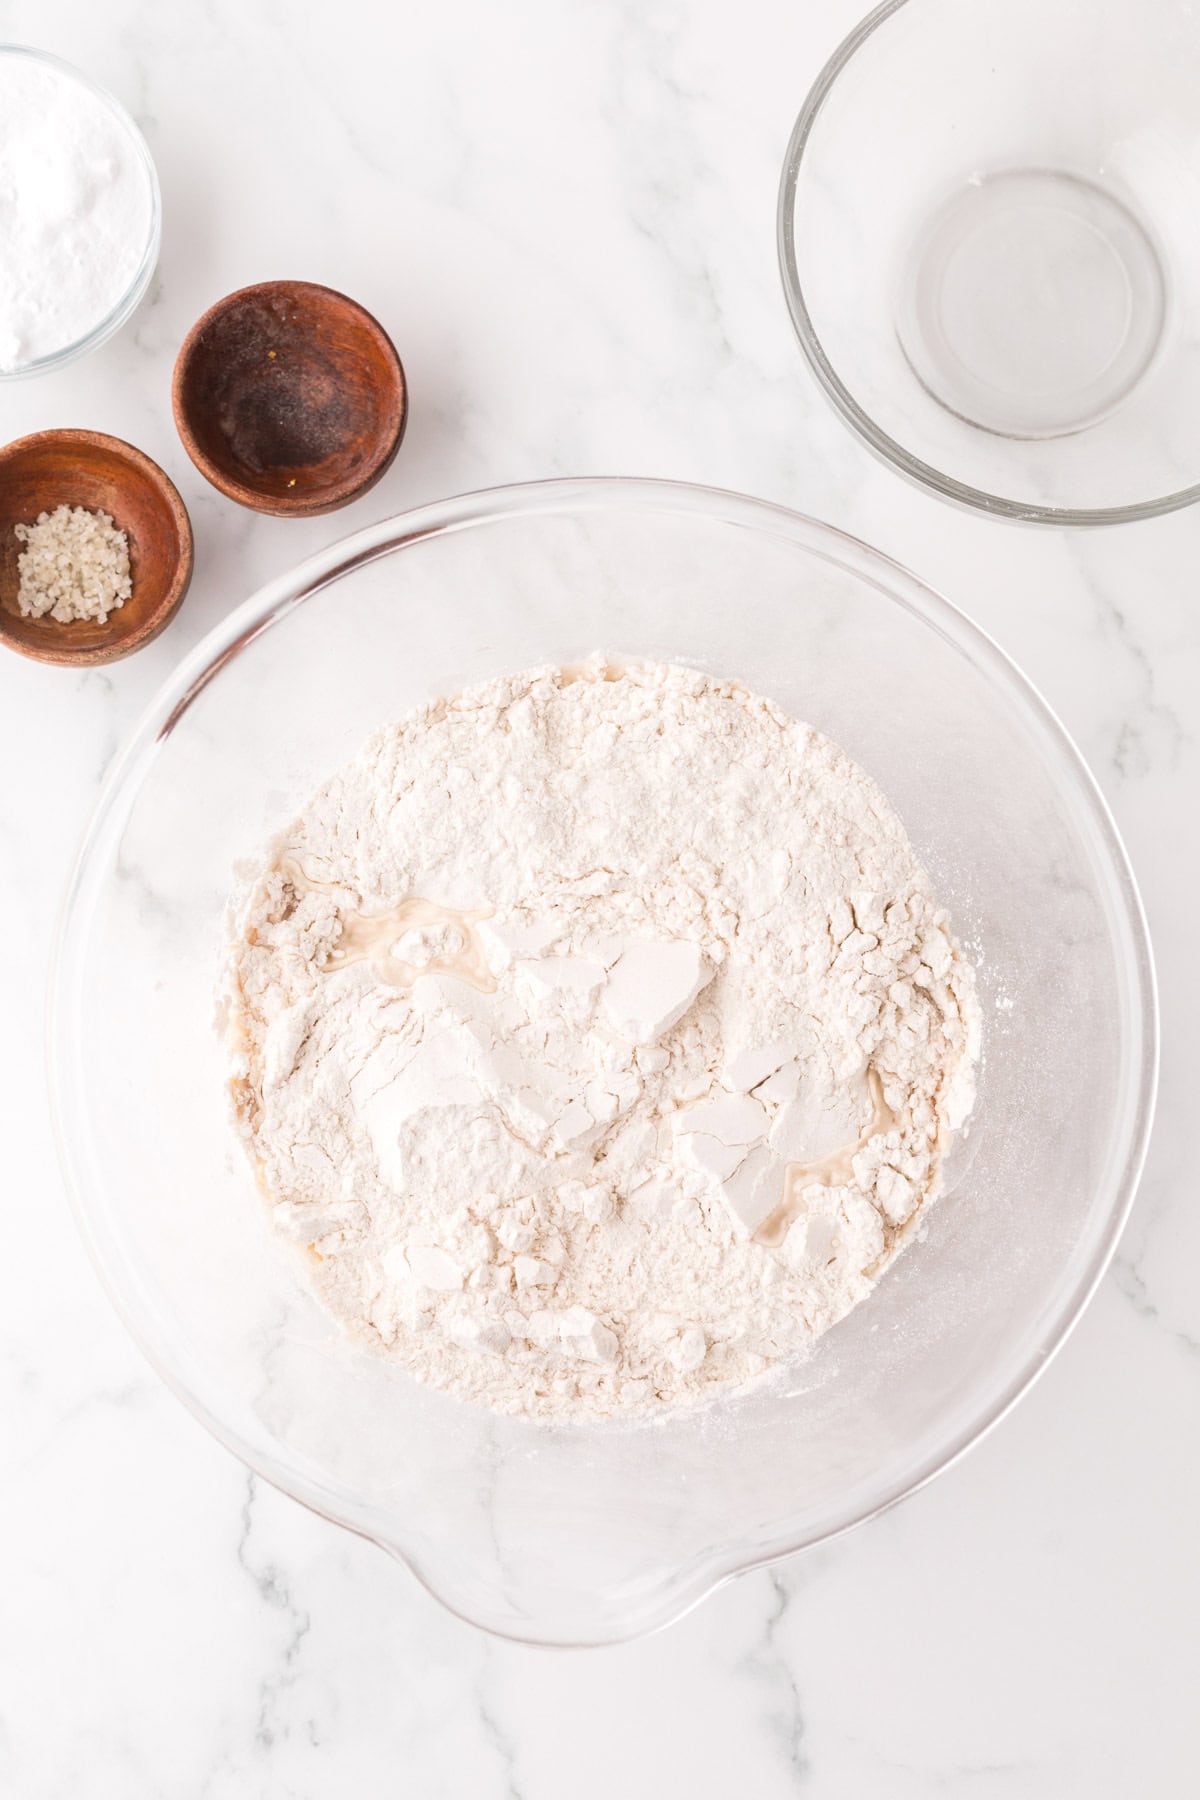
[{"xmin": 1, "ymin": 0, "xmax": 1196, "ymax": 1792}]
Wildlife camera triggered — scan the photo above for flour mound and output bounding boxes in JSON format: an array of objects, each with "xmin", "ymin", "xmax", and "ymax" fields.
[{"xmin": 223, "ymin": 659, "xmax": 980, "ymax": 1421}]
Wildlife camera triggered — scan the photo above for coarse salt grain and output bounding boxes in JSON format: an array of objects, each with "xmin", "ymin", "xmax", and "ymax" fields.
[{"xmin": 14, "ymin": 505, "xmax": 132, "ymax": 624}]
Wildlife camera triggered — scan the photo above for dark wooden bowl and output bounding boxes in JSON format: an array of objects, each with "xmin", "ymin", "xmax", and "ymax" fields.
[
  {"xmin": 172, "ymin": 280, "xmax": 407, "ymax": 517},
  {"xmin": 0, "ymin": 430, "xmax": 194, "ymax": 667}
]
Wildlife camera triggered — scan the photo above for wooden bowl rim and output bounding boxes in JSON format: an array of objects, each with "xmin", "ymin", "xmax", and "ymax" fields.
[
  {"xmin": 171, "ymin": 279, "xmax": 408, "ymax": 518},
  {"xmin": 0, "ymin": 427, "xmax": 195, "ymax": 667}
]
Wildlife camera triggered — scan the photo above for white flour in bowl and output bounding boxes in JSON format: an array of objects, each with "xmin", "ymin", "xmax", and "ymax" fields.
[
  {"xmin": 222, "ymin": 659, "xmax": 980, "ymax": 1421},
  {"xmin": 0, "ymin": 54, "xmax": 154, "ymax": 372}
]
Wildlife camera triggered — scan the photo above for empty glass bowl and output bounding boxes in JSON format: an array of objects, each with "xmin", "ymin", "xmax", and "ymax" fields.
[
  {"xmin": 779, "ymin": 0, "xmax": 1200, "ymax": 523},
  {"xmin": 51, "ymin": 480, "xmax": 1156, "ymax": 1643}
]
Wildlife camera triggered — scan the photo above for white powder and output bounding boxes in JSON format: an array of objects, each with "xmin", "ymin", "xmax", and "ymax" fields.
[
  {"xmin": 15, "ymin": 506, "xmax": 132, "ymax": 624},
  {"xmin": 224, "ymin": 660, "xmax": 980, "ymax": 1421},
  {"xmin": 0, "ymin": 55, "xmax": 154, "ymax": 371}
]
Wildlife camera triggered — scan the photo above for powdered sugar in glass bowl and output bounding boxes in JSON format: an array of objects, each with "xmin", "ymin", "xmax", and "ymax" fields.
[
  {"xmin": 51, "ymin": 479, "xmax": 1157, "ymax": 1643},
  {"xmin": 0, "ymin": 45, "xmax": 160, "ymax": 379}
]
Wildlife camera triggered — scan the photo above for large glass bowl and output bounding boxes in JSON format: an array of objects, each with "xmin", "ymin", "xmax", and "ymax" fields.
[
  {"xmin": 50, "ymin": 479, "xmax": 1157, "ymax": 1644},
  {"xmin": 778, "ymin": 0, "xmax": 1200, "ymax": 523}
]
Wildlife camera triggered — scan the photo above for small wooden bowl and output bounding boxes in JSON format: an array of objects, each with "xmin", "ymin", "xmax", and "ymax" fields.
[
  {"xmin": 172, "ymin": 281, "xmax": 407, "ymax": 517},
  {"xmin": 0, "ymin": 431, "xmax": 194, "ymax": 667}
]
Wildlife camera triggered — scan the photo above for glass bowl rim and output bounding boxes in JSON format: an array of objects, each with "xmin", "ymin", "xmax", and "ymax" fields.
[
  {"xmin": 48, "ymin": 475, "xmax": 1160, "ymax": 1642},
  {"xmin": 776, "ymin": 0, "xmax": 1200, "ymax": 527},
  {"xmin": 0, "ymin": 43, "xmax": 162, "ymax": 382}
]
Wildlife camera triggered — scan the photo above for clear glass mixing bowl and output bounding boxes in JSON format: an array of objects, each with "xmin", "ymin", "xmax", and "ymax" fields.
[
  {"xmin": 778, "ymin": 0, "xmax": 1200, "ymax": 523},
  {"xmin": 51, "ymin": 479, "xmax": 1157, "ymax": 1644}
]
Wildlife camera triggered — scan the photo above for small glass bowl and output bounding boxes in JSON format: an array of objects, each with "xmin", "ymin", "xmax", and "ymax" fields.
[
  {"xmin": 0, "ymin": 45, "xmax": 161, "ymax": 381},
  {"xmin": 778, "ymin": 0, "xmax": 1200, "ymax": 524},
  {"xmin": 50, "ymin": 480, "xmax": 1157, "ymax": 1644}
]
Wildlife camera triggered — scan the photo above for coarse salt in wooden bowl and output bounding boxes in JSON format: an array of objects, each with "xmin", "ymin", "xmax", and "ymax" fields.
[
  {"xmin": 0, "ymin": 429, "xmax": 194, "ymax": 667},
  {"xmin": 171, "ymin": 280, "xmax": 408, "ymax": 517}
]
